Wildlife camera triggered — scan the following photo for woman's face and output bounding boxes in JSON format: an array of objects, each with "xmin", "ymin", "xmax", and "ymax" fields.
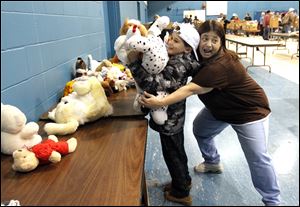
[
  {"xmin": 199, "ymin": 31, "xmax": 221, "ymax": 59},
  {"xmin": 166, "ymin": 32, "xmax": 187, "ymax": 56}
]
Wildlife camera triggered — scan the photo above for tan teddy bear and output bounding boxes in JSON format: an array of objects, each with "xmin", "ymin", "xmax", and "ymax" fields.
[
  {"xmin": 12, "ymin": 135, "xmax": 77, "ymax": 172},
  {"xmin": 44, "ymin": 76, "xmax": 113, "ymax": 135}
]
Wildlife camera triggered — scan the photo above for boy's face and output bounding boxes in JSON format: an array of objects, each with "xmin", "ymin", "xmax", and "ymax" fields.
[
  {"xmin": 199, "ymin": 31, "xmax": 221, "ymax": 59},
  {"xmin": 166, "ymin": 32, "xmax": 190, "ymax": 56}
]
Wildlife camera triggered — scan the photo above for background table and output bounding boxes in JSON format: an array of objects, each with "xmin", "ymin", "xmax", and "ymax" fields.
[
  {"xmin": 1, "ymin": 88, "xmax": 149, "ymax": 206},
  {"xmin": 226, "ymin": 35, "xmax": 281, "ymax": 72},
  {"xmin": 270, "ymin": 32, "xmax": 299, "ymax": 58}
]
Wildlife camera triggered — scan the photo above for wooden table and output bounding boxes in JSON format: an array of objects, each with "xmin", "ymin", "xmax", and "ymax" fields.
[
  {"xmin": 1, "ymin": 88, "xmax": 149, "ymax": 206},
  {"xmin": 226, "ymin": 35, "xmax": 281, "ymax": 72}
]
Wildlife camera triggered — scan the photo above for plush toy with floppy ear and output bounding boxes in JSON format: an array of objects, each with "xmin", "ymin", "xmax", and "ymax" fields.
[
  {"xmin": 12, "ymin": 135, "xmax": 77, "ymax": 172},
  {"xmin": 126, "ymin": 16, "xmax": 170, "ymax": 73},
  {"xmin": 1, "ymin": 103, "xmax": 42, "ymax": 155},
  {"xmin": 44, "ymin": 76, "xmax": 113, "ymax": 135},
  {"xmin": 114, "ymin": 19, "xmax": 148, "ymax": 65},
  {"xmin": 125, "ymin": 16, "xmax": 171, "ymax": 125}
]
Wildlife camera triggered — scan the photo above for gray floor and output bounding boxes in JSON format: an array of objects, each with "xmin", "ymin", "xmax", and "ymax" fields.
[{"xmin": 144, "ymin": 62, "xmax": 299, "ymax": 206}]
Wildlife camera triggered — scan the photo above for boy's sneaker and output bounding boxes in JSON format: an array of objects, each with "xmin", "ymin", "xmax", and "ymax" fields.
[
  {"xmin": 194, "ymin": 162, "xmax": 223, "ymax": 173},
  {"xmin": 164, "ymin": 191, "xmax": 192, "ymax": 206},
  {"xmin": 163, "ymin": 182, "xmax": 192, "ymax": 192}
]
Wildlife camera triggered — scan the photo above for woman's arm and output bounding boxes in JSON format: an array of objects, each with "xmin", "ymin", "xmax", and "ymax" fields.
[{"xmin": 140, "ymin": 82, "xmax": 213, "ymax": 108}]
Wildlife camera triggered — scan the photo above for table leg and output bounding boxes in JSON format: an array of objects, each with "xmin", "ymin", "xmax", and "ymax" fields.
[
  {"xmin": 252, "ymin": 46, "xmax": 255, "ymax": 65},
  {"xmin": 263, "ymin": 46, "xmax": 266, "ymax": 65},
  {"xmin": 141, "ymin": 170, "xmax": 149, "ymax": 206},
  {"xmin": 246, "ymin": 46, "xmax": 271, "ymax": 73}
]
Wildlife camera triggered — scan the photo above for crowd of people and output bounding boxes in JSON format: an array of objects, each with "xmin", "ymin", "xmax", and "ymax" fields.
[
  {"xmin": 259, "ymin": 8, "xmax": 298, "ymax": 40},
  {"xmin": 183, "ymin": 14, "xmax": 202, "ymax": 28}
]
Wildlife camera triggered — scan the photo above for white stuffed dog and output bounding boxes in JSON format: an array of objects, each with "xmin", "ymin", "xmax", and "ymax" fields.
[
  {"xmin": 1, "ymin": 103, "xmax": 42, "ymax": 155},
  {"xmin": 126, "ymin": 16, "xmax": 170, "ymax": 125},
  {"xmin": 44, "ymin": 76, "xmax": 113, "ymax": 135}
]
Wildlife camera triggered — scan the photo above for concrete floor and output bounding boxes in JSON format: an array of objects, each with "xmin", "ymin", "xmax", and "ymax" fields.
[{"xmin": 144, "ymin": 38, "xmax": 299, "ymax": 206}]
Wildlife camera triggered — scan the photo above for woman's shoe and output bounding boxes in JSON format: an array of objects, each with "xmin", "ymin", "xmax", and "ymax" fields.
[{"xmin": 194, "ymin": 162, "xmax": 223, "ymax": 173}]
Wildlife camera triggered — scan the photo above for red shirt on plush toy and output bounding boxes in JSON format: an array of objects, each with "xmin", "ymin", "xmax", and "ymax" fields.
[
  {"xmin": 30, "ymin": 139, "xmax": 69, "ymax": 164},
  {"xmin": 12, "ymin": 135, "xmax": 77, "ymax": 172}
]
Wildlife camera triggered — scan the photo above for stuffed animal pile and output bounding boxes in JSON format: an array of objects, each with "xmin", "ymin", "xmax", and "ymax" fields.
[
  {"xmin": 72, "ymin": 56, "xmax": 134, "ymax": 96},
  {"xmin": 12, "ymin": 135, "xmax": 77, "ymax": 172},
  {"xmin": 1, "ymin": 103, "xmax": 42, "ymax": 155},
  {"xmin": 44, "ymin": 76, "xmax": 113, "ymax": 135},
  {"xmin": 115, "ymin": 16, "xmax": 171, "ymax": 125}
]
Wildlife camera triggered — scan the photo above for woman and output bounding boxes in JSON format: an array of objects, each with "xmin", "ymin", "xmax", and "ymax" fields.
[{"xmin": 140, "ymin": 20, "xmax": 281, "ymax": 206}]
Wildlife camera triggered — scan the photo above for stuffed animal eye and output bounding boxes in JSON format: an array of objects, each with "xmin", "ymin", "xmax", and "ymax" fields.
[
  {"xmin": 64, "ymin": 101, "xmax": 68, "ymax": 104},
  {"xmin": 23, "ymin": 156, "xmax": 26, "ymax": 158}
]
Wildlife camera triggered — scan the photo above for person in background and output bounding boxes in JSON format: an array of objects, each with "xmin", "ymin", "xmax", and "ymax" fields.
[
  {"xmin": 230, "ymin": 13, "xmax": 240, "ymax": 35},
  {"xmin": 193, "ymin": 16, "xmax": 200, "ymax": 24},
  {"xmin": 282, "ymin": 8, "xmax": 296, "ymax": 33},
  {"xmin": 275, "ymin": 12, "xmax": 282, "ymax": 25},
  {"xmin": 244, "ymin": 13, "xmax": 252, "ymax": 37},
  {"xmin": 183, "ymin": 15, "xmax": 190, "ymax": 23},
  {"xmin": 188, "ymin": 14, "xmax": 193, "ymax": 24},
  {"xmin": 140, "ymin": 20, "xmax": 281, "ymax": 206},
  {"xmin": 230, "ymin": 13, "xmax": 239, "ymax": 21},
  {"xmin": 259, "ymin": 11, "xmax": 265, "ymax": 36},
  {"xmin": 127, "ymin": 23, "xmax": 201, "ymax": 206},
  {"xmin": 218, "ymin": 13, "xmax": 230, "ymax": 34},
  {"xmin": 244, "ymin": 12, "xmax": 252, "ymax": 21},
  {"xmin": 263, "ymin": 10, "xmax": 271, "ymax": 40},
  {"xmin": 193, "ymin": 16, "xmax": 202, "ymax": 29}
]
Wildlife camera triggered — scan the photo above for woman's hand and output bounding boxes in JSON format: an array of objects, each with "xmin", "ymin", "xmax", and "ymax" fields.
[{"xmin": 139, "ymin": 91, "xmax": 164, "ymax": 109}]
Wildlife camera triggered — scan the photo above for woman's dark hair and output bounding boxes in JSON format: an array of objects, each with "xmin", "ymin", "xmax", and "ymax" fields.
[{"xmin": 197, "ymin": 20, "xmax": 239, "ymax": 61}]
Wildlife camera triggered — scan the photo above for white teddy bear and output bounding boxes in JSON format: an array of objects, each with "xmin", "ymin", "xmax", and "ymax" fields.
[
  {"xmin": 1, "ymin": 103, "xmax": 42, "ymax": 155},
  {"xmin": 126, "ymin": 16, "xmax": 170, "ymax": 125},
  {"xmin": 44, "ymin": 76, "xmax": 113, "ymax": 135}
]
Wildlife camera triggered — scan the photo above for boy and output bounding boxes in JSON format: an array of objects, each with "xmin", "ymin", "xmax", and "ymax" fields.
[{"xmin": 128, "ymin": 23, "xmax": 201, "ymax": 206}]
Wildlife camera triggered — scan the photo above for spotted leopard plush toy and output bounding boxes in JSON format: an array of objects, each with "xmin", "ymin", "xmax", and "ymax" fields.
[{"xmin": 126, "ymin": 16, "xmax": 170, "ymax": 125}]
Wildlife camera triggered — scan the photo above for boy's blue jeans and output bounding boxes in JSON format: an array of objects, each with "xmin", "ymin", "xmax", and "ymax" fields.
[
  {"xmin": 193, "ymin": 107, "xmax": 281, "ymax": 205},
  {"xmin": 160, "ymin": 130, "xmax": 191, "ymax": 197}
]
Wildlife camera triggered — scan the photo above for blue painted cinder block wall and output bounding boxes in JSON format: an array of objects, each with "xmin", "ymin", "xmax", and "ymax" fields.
[
  {"xmin": 1, "ymin": 1, "xmax": 147, "ymax": 122},
  {"xmin": 148, "ymin": 1, "xmax": 299, "ymax": 22},
  {"xmin": 1, "ymin": 1, "xmax": 108, "ymax": 122}
]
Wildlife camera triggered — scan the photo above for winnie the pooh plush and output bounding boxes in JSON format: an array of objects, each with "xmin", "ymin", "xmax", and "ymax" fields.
[
  {"xmin": 44, "ymin": 76, "xmax": 113, "ymax": 135},
  {"xmin": 1, "ymin": 103, "xmax": 42, "ymax": 155},
  {"xmin": 12, "ymin": 135, "xmax": 77, "ymax": 172}
]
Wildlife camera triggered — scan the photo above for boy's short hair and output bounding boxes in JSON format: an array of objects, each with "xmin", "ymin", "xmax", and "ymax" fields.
[{"xmin": 173, "ymin": 23, "xmax": 200, "ymax": 61}]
